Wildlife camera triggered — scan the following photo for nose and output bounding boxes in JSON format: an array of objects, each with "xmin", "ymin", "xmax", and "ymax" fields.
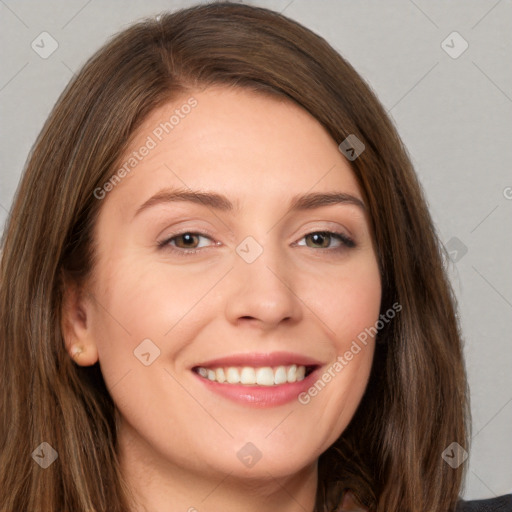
[{"xmin": 223, "ymin": 239, "xmax": 303, "ymax": 331}]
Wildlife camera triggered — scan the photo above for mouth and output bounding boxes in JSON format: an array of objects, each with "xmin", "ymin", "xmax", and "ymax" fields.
[
  {"xmin": 192, "ymin": 364, "xmax": 318, "ymax": 386},
  {"xmin": 189, "ymin": 351, "xmax": 323, "ymax": 407}
]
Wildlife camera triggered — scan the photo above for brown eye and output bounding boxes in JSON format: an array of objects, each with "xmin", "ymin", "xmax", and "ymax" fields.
[
  {"xmin": 301, "ymin": 231, "xmax": 355, "ymax": 250},
  {"xmin": 305, "ymin": 232, "xmax": 332, "ymax": 248},
  {"xmin": 173, "ymin": 233, "xmax": 201, "ymax": 249},
  {"xmin": 158, "ymin": 232, "xmax": 216, "ymax": 255}
]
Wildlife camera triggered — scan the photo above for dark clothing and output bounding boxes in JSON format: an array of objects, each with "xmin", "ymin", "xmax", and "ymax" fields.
[{"xmin": 456, "ymin": 494, "xmax": 512, "ymax": 511}]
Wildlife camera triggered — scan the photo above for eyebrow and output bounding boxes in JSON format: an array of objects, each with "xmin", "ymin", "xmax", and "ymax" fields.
[{"xmin": 133, "ymin": 187, "xmax": 365, "ymax": 219}]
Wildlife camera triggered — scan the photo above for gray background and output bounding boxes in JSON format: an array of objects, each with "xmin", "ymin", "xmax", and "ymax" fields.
[{"xmin": 1, "ymin": 0, "xmax": 511, "ymax": 500}]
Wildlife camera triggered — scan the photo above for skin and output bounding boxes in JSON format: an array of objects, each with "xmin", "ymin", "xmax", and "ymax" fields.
[{"xmin": 61, "ymin": 86, "xmax": 380, "ymax": 512}]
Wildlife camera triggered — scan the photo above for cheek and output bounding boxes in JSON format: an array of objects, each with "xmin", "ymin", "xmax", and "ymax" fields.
[
  {"xmin": 93, "ymin": 253, "xmax": 207, "ymax": 337},
  {"xmin": 318, "ymin": 256, "xmax": 382, "ymax": 346},
  {"xmin": 298, "ymin": 255, "xmax": 381, "ymax": 427},
  {"xmin": 89, "ymin": 254, "xmax": 226, "ymax": 379}
]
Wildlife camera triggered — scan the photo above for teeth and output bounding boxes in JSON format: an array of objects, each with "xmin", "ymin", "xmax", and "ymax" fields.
[
  {"xmin": 287, "ymin": 364, "xmax": 297, "ymax": 383},
  {"xmin": 256, "ymin": 367, "xmax": 274, "ymax": 386},
  {"xmin": 226, "ymin": 367, "xmax": 240, "ymax": 384},
  {"xmin": 240, "ymin": 367, "xmax": 256, "ymax": 385},
  {"xmin": 274, "ymin": 366, "xmax": 287, "ymax": 385},
  {"xmin": 195, "ymin": 364, "xmax": 310, "ymax": 386},
  {"xmin": 215, "ymin": 368, "xmax": 226, "ymax": 383}
]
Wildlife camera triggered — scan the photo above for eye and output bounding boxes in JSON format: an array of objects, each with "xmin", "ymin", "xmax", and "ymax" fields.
[
  {"xmin": 158, "ymin": 232, "xmax": 216, "ymax": 255},
  {"xmin": 157, "ymin": 229, "xmax": 356, "ymax": 257},
  {"xmin": 296, "ymin": 231, "xmax": 355, "ymax": 250}
]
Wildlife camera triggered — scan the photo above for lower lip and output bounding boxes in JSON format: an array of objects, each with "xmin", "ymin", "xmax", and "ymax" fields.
[{"xmin": 192, "ymin": 368, "xmax": 320, "ymax": 408}]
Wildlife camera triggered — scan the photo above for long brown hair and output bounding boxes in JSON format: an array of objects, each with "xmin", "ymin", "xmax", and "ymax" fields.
[{"xmin": 0, "ymin": 2, "xmax": 470, "ymax": 511}]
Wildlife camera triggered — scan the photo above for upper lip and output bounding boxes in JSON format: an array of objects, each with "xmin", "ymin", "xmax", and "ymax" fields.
[{"xmin": 192, "ymin": 351, "xmax": 323, "ymax": 369}]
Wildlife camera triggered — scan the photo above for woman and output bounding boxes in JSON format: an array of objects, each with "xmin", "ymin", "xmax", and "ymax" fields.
[{"xmin": 0, "ymin": 2, "xmax": 510, "ymax": 511}]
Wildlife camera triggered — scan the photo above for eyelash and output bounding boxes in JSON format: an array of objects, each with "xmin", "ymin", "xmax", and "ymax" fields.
[{"xmin": 157, "ymin": 230, "xmax": 356, "ymax": 256}]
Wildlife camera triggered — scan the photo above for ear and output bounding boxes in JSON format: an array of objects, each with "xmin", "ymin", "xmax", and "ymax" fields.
[{"xmin": 60, "ymin": 273, "xmax": 99, "ymax": 366}]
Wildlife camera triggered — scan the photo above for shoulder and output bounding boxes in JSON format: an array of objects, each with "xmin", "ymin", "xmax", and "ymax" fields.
[
  {"xmin": 456, "ymin": 494, "xmax": 512, "ymax": 511},
  {"xmin": 338, "ymin": 492, "xmax": 512, "ymax": 511}
]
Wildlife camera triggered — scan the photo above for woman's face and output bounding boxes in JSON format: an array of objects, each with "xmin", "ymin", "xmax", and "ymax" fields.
[{"xmin": 75, "ymin": 87, "xmax": 381, "ymax": 484}]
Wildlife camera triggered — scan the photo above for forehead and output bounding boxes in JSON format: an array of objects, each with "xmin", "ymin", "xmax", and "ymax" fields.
[{"xmin": 102, "ymin": 86, "xmax": 363, "ymax": 216}]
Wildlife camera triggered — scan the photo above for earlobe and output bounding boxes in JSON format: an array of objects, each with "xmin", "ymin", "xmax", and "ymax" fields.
[
  {"xmin": 60, "ymin": 275, "xmax": 99, "ymax": 366},
  {"xmin": 69, "ymin": 344, "xmax": 97, "ymax": 366},
  {"xmin": 70, "ymin": 345, "xmax": 84, "ymax": 359}
]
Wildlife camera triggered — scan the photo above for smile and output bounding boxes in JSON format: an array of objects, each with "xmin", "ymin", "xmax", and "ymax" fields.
[
  {"xmin": 193, "ymin": 364, "xmax": 315, "ymax": 386},
  {"xmin": 190, "ymin": 351, "xmax": 323, "ymax": 407}
]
